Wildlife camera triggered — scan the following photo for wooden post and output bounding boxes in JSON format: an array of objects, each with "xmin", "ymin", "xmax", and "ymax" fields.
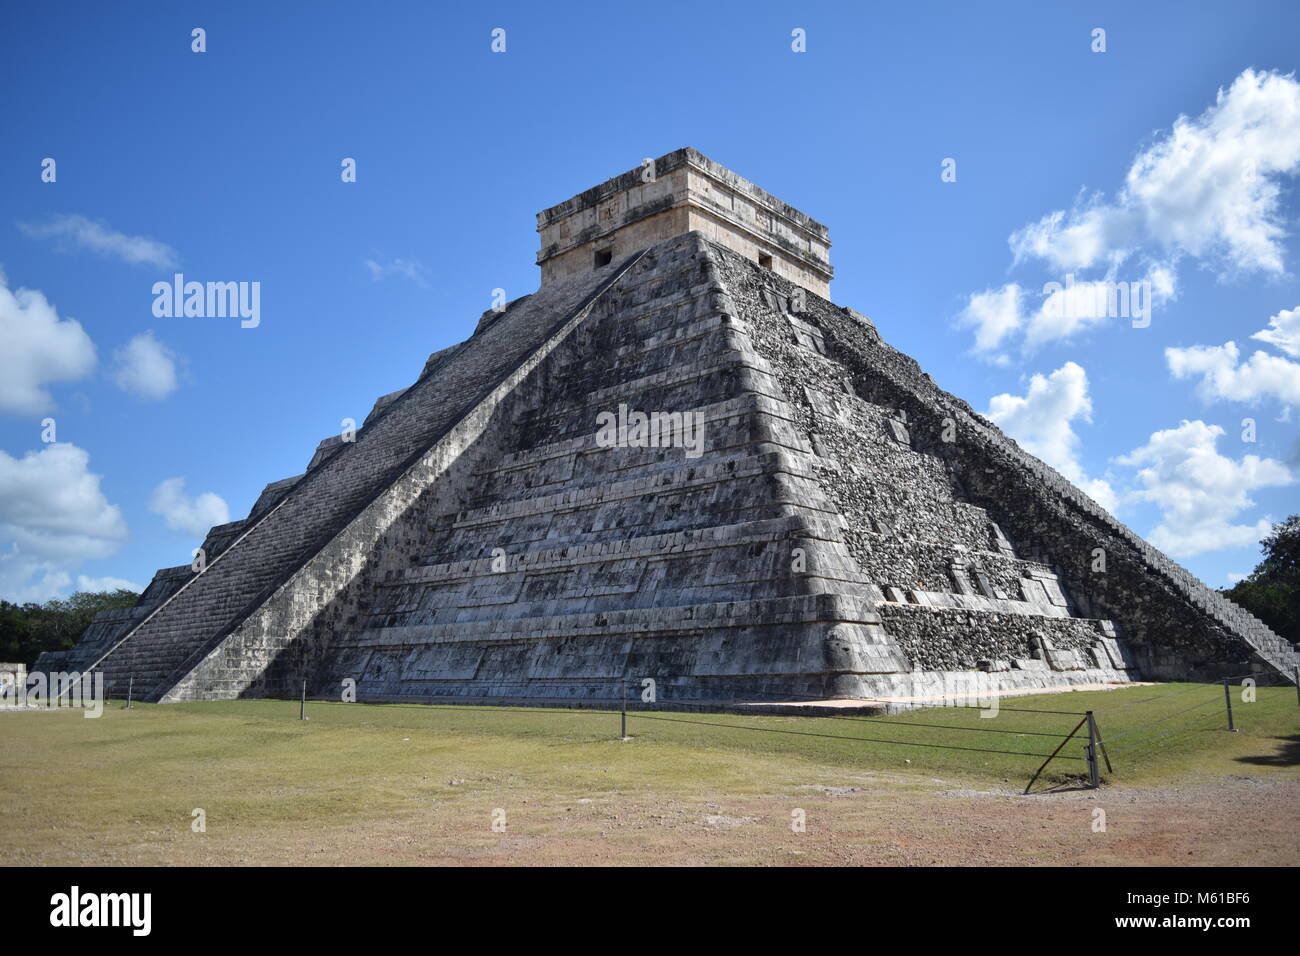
[
  {"xmin": 1085, "ymin": 711, "xmax": 1100, "ymax": 788},
  {"xmin": 300, "ymin": 677, "xmax": 307, "ymax": 720},
  {"xmin": 1223, "ymin": 678, "xmax": 1236, "ymax": 732},
  {"xmin": 620, "ymin": 679, "xmax": 627, "ymax": 739}
]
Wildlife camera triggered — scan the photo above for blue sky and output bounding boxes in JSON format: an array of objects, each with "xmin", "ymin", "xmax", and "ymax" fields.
[{"xmin": 1, "ymin": 0, "xmax": 1298, "ymax": 601}]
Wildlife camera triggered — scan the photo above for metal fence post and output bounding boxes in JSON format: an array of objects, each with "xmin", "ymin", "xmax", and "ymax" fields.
[
  {"xmin": 1223, "ymin": 678, "xmax": 1236, "ymax": 732},
  {"xmin": 1085, "ymin": 711, "xmax": 1100, "ymax": 789},
  {"xmin": 1294, "ymin": 665, "xmax": 1299, "ymax": 707},
  {"xmin": 300, "ymin": 677, "xmax": 307, "ymax": 720},
  {"xmin": 620, "ymin": 679, "xmax": 627, "ymax": 739},
  {"xmin": 125, "ymin": 674, "xmax": 134, "ymax": 710}
]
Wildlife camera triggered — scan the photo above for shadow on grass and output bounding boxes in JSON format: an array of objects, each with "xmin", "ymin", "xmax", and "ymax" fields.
[{"xmin": 1234, "ymin": 734, "xmax": 1300, "ymax": 768}]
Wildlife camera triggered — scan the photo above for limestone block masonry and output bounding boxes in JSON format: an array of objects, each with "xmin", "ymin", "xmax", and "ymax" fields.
[
  {"xmin": 537, "ymin": 148, "xmax": 833, "ymax": 297},
  {"xmin": 37, "ymin": 152, "xmax": 1298, "ymax": 707}
]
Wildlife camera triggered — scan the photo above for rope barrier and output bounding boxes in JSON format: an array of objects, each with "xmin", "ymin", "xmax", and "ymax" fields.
[
  {"xmin": 349, "ymin": 695, "xmax": 1086, "ymax": 747},
  {"xmin": 1098, "ymin": 675, "xmax": 1260, "ymax": 710},
  {"xmin": 266, "ymin": 674, "xmax": 1295, "ymax": 789},
  {"xmin": 1105, "ymin": 708, "xmax": 1227, "ymax": 757},
  {"xmin": 627, "ymin": 712, "xmax": 1083, "ymax": 760},
  {"xmin": 1095, "ymin": 694, "xmax": 1224, "ymax": 746},
  {"xmin": 320, "ymin": 692, "xmax": 1090, "ymax": 763}
]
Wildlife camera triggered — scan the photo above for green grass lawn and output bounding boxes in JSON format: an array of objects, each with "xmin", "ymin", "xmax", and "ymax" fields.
[
  {"xmin": 6, "ymin": 682, "xmax": 1297, "ymax": 788},
  {"xmin": 2, "ymin": 683, "xmax": 1296, "ymax": 865}
]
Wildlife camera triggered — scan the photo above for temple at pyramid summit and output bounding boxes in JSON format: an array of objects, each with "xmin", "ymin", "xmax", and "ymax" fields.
[{"xmin": 40, "ymin": 148, "xmax": 1299, "ymax": 706}]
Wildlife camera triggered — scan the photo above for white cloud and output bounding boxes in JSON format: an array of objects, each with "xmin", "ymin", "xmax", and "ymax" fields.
[
  {"xmin": 1165, "ymin": 341, "xmax": 1300, "ymax": 405},
  {"xmin": 0, "ymin": 443, "xmax": 129, "ymax": 602},
  {"xmin": 75, "ymin": 574, "xmax": 141, "ymax": 593},
  {"xmin": 984, "ymin": 361, "xmax": 1119, "ymax": 511},
  {"xmin": 0, "ymin": 272, "xmax": 97, "ymax": 415},
  {"xmin": 1117, "ymin": 419, "xmax": 1292, "ymax": 557},
  {"xmin": 1027, "ymin": 273, "xmax": 1169, "ymax": 351},
  {"xmin": 364, "ymin": 256, "xmax": 429, "ymax": 286},
  {"xmin": 1027, "ymin": 281, "xmax": 1114, "ymax": 348},
  {"xmin": 1251, "ymin": 305, "xmax": 1300, "ymax": 357},
  {"xmin": 957, "ymin": 284, "xmax": 1023, "ymax": 358},
  {"xmin": 1010, "ymin": 202, "xmax": 1140, "ymax": 273},
  {"xmin": 18, "ymin": 214, "xmax": 179, "ymax": 269},
  {"xmin": 1011, "ymin": 69, "xmax": 1300, "ymax": 277},
  {"xmin": 112, "ymin": 331, "xmax": 180, "ymax": 400},
  {"xmin": 148, "ymin": 477, "xmax": 229, "ymax": 537},
  {"xmin": 960, "ymin": 268, "xmax": 1173, "ymax": 361}
]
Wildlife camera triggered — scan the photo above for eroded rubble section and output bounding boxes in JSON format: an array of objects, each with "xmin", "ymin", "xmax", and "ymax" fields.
[{"xmin": 712, "ymin": 241, "xmax": 1295, "ymax": 689}]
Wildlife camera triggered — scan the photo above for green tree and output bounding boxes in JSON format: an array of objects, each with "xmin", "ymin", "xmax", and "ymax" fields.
[
  {"xmin": 0, "ymin": 601, "xmax": 35, "ymax": 663},
  {"xmin": 0, "ymin": 589, "xmax": 139, "ymax": 667},
  {"xmin": 1222, "ymin": 515, "xmax": 1300, "ymax": 645}
]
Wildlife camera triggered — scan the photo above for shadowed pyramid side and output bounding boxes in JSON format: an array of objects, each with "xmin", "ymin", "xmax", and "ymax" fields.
[{"xmin": 43, "ymin": 253, "xmax": 647, "ymax": 702}]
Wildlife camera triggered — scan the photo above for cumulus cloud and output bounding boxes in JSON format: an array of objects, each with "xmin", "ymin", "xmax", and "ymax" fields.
[
  {"xmin": 0, "ymin": 443, "xmax": 129, "ymax": 602},
  {"xmin": 1250, "ymin": 305, "xmax": 1300, "ymax": 357},
  {"xmin": 18, "ymin": 214, "xmax": 179, "ymax": 269},
  {"xmin": 148, "ymin": 477, "xmax": 229, "ymax": 537},
  {"xmin": 364, "ymin": 256, "xmax": 429, "ymax": 286},
  {"xmin": 1165, "ymin": 341, "xmax": 1300, "ymax": 405},
  {"xmin": 1011, "ymin": 69, "xmax": 1300, "ymax": 277},
  {"xmin": 984, "ymin": 362, "xmax": 1118, "ymax": 511},
  {"xmin": 111, "ymin": 331, "xmax": 180, "ymax": 400},
  {"xmin": 1117, "ymin": 419, "xmax": 1292, "ymax": 557},
  {"xmin": 0, "ymin": 272, "xmax": 97, "ymax": 415}
]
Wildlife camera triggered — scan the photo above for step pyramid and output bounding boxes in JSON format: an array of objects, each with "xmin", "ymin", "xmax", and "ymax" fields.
[{"xmin": 40, "ymin": 148, "xmax": 1298, "ymax": 706}]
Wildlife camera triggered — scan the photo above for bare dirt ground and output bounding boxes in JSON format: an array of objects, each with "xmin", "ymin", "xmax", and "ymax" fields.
[
  {"xmin": 14, "ymin": 772, "xmax": 1295, "ymax": 867},
  {"xmin": 325, "ymin": 776, "xmax": 1300, "ymax": 867}
]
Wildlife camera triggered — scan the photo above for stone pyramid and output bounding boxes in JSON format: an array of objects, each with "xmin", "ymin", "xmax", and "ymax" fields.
[{"xmin": 41, "ymin": 148, "xmax": 1298, "ymax": 706}]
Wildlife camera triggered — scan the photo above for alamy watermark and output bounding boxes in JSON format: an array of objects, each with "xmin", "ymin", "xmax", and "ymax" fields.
[
  {"xmin": 926, "ymin": 673, "xmax": 1003, "ymax": 716},
  {"xmin": 1, "ymin": 669, "xmax": 103, "ymax": 717},
  {"xmin": 50, "ymin": 886, "xmax": 151, "ymax": 936},
  {"xmin": 1042, "ymin": 274, "xmax": 1152, "ymax": 328},
  {"xmin": 152, "ymin": 273, "xmax": 261, "ymax": 328},
  {"xmin": 595, "ymin": 404, "xmax": 705, "ymax": 458}
]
